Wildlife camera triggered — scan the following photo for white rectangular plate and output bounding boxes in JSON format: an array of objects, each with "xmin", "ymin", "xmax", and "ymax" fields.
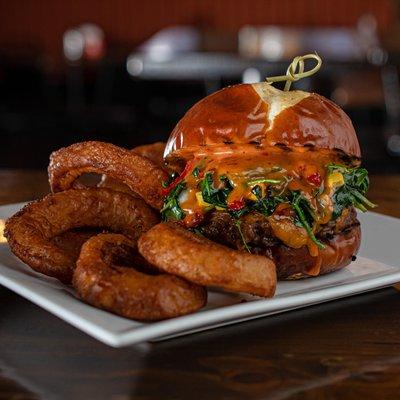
[{"xmin": 0, "ymin": 202, "xmax": 399, "ymax": 347}]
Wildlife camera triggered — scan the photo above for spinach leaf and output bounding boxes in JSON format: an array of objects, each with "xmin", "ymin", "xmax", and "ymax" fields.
[
  {"xmin": 290, "ymin": 191, "xmax": 326, "ymax": 249},
  {"xmin": 328, "ymin": 164, "xmax": 376, "ymax": 219},
  {"xmin": 192, "ymin": 166, "xmax": 200, "ymax": 178},
  {"xmin": 160, "ymin": 182, "xmax": 186, "ymax": 221},
  {"xmin": 251, "ymin": 185, "xmax": 285, "ymax": 216},
  {"xmin": 199, "ymin": 172, "xmax": 232, "ymax": 209},
  {"xmin": 247, "ymin": 178, "xmax": 282, "ymax": 186},
  {"xmin": 234, "ymin": 219, "xmax": 251, "ymax": 253}
]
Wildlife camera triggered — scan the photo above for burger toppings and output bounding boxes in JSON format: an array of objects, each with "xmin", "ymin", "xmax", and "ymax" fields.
[
  {"xmin": 326, "ymin": 163, "xmax": 376, "ymax": 219},
  {"xmin": 307, "ymin": 172, "xmax": 322, "ymax": 186},
  {"xmin": 161, "ymin": 153, "xmax": 375, "ymax": 256},
  {"xmin": 160, "ymin": 181, "xmax": 186, "ymax": 222}
]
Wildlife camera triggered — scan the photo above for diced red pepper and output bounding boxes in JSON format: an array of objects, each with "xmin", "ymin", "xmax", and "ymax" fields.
[
  {"xmin": 307, "ymin": 172, "xmax": 322, "ymax": 186},
  {"xmin": 161, "ymin": 160, "xmax": 194, "ymax": 196},
  {"xmin": 228, "ymin": 198, "xmax": 245, "ymax": 211}
]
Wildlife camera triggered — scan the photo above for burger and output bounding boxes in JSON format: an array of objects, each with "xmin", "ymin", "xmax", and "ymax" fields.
[{"xmin": 160, "ymin": 81, "xmax": 376, "ymax": 279}]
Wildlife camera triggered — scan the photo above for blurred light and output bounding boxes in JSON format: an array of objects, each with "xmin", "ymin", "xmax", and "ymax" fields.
[
  {"xmin": 80, "ymin": 23, "xmax": 105, "ymax": 60},
  {"xmin": 260, "ymin": 28, "xmax": 284, "ymax": 61},
  {"xmin": 242, "ymin": 67, "xmax": 261, "ymax": 83},
  {"xmin": 387, "ymin": 134, "xmax": 400, "ymax": 156},
  {"xmin": 63, "ymin": 29, "xmax": 84, "ymax": 61},
  {"xmin": 126, "ymin": 56, "xmax": 144, "ymax": 76},
  {"xmin": 357, "ymin": 14, "xmax": 377, "ymax": 35},
  {"xmin": 331, "ymin": 87, "xmax": 349, "ymax": 107},
  {"xmin": 238, "ymin": 26, "xmax": 259, "ymax": 57},
  {"xmin": 147, "ymin": 44, "xmax": 174, "ymax": 62},
  {"xmin": 0, "ymin": 220, "xmax": 7, "ymax": 243},
  {"xmin": 367, "ymin": 46, "xmax": 388, "ymax": 66},
  {"xmin": 139, "ymin": 26, "xmax": 200, "ymax": 56},
  {"xmin": 63, "ymin": 23, "xmax": 105, "ymax": 62}
]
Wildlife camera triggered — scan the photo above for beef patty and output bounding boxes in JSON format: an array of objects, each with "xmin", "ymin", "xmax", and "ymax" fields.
[
  {"xmin": 200, "ymin": 207, "xmax": 359, "ymax": 256},
  {"xmin": 199, "ymin": 207, "xmax": 360, "ymax": 278}
]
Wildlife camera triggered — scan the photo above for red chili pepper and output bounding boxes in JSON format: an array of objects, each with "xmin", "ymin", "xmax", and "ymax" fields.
[
  {"xmin": 228, "ymin": 198, "xmax": 245, "ymax": 211},
  {"xmin": 307, "ymin": 172, "xmax": 322, "ymax": 186},
  {"xmin": 161, "ymin": 160, "xmax": 194, "ymax": 196}
]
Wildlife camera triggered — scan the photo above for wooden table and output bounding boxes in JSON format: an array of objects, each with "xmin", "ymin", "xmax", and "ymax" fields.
[{"xmin": 0, "ymin": 170, "xmax": 399, "ymax": 399}]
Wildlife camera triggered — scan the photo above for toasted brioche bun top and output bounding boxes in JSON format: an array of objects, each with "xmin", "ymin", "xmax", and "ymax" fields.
[{"xmin": 164, "ymin": 83, "xmax": 361, "ymax": 168}]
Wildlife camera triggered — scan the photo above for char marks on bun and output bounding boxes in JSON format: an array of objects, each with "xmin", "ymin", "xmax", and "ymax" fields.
[{"xmin": 164, "ymin": 83, "xmax": 361, "ymax": 170}]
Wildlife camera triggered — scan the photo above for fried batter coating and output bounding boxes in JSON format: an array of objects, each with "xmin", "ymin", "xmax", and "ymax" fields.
[
  {"xmin": 48, "ymin": 141, "xmax": 168, "ymax": 209},
  {"xmin": 138, "ymin": 223, "xmax": 277, "ymax": 297},
  {"xmin": 132, "ymin": 141, "xmax": 166, "ymax": 167},
  {"xmin": 73, "ymin": 233, "xmax": 207, "ymax": 321},
  {"xmin": 98, "ymin": 175, "xmax": 140, "ymax": 197},
  {"xmin": 99, "ymin": 142, "xmax": 167, "ymax": 196},
  {"xmin": 5, "ymin": 188, "xmax": 159, "ymax": 283},
  {"xmin": 51, "ymin": 228, "xmax": 103, "ymax": 262}
]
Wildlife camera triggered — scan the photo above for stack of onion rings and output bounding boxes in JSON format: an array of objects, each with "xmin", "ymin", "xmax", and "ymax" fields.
[
  {"xmin": 6, "ymin": 140, "xmax": 278, "ymax": 322},
  {"xmin": 5, "ymin": 188, "xmax": 158, "ymax": 283}
]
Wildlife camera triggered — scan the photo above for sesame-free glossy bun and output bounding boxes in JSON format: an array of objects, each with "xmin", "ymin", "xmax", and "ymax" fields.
[{"xmin": 164, "ymin": 83, "xmax": 361, "ymax": 167}]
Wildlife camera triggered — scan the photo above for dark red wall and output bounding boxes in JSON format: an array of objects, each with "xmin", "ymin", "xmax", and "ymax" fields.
[{"xmin": 0, "ymin": 0, "xmax": 395, "ymax": 67}]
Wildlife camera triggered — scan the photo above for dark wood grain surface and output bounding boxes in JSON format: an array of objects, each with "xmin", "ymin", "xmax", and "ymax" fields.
[{"xmin": 0, "ymin": 170, "xmax": 399, "ymax": 400}]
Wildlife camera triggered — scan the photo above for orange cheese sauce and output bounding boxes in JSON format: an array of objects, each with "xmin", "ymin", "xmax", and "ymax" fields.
[
  {"xmin": 179, "ymin": 187, "xmax": 205, "ymax": 227},
  {"xmin": 178, "ymin": 147, "xmax": 334, "ymax": 224}
]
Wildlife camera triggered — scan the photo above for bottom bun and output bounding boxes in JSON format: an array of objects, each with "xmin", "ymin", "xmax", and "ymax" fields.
[{"xmin": 271, "ymin": 225, "xmax": 361, "ymax": 280}]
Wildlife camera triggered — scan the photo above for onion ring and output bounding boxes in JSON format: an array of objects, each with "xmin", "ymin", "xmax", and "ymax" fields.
[
  {"xmin": 132, "ymin": 141, "xmax": 166, "ymax": 167},
  {"xmin": 48, "ymin": 141, "xmax": 168, "ymax": 209},
  {"xmin": 73, "ymin": 233, "xmax": 207, "ymax": 321},
  {"xmin": 138, "ymin": 223, "xmax": 277, "ymax": 297},
  {"xmin": 98, "ymin": 175, "xmax": 140, "ymax": 197},
  {"xmin": 98, "ymin": 142, "xmax": 167, "ymax": 196},
  {"xmin": 50, "ymin": 228, "xmax": 103, "ymax": 262},
  {"xmin": 5, "ymin": 188, "xmax": 158, "ymax": 283}
]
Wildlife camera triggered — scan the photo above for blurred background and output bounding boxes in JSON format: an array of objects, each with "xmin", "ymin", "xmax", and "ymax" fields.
[{"xmin": 1, "ymin": 0, "xmax": 400, "ymax": 172}]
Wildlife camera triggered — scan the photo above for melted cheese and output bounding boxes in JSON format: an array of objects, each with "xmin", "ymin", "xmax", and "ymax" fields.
[{"xmin": 178, "ymin": 147, "xmax": 335, "ymax": 227}]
